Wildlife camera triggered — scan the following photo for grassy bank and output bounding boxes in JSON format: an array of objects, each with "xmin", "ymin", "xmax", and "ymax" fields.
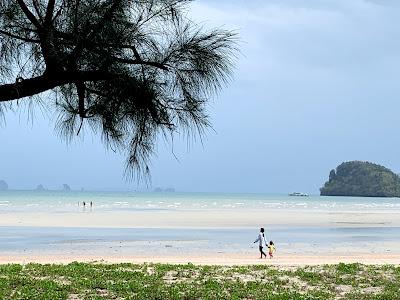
[{"xmin": 0, "ymin": 262, "xmax": 399, "ymax": 299}]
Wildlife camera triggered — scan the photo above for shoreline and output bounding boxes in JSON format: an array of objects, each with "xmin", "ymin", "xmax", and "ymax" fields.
[{"xmin": 1, "ymin": 254, "xmax": 400, "ymax": 266}]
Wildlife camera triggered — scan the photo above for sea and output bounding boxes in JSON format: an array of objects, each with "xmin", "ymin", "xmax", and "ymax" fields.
[
  {"xmin": 1, "ymin": 190, "xmax": 400, "ymax": 212},
  {"xmin": 0, "ymin": 191, "xmax": 399, "ymax": 256}
]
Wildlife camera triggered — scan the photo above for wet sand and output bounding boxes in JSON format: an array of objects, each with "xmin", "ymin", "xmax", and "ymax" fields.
[
  {"xmin": 1, "ymin": 207, "xmax": 399, "ymax": 265},
  {"xmin": 0, "ymin": 208, "xmax": 399, "ymax": 228}
]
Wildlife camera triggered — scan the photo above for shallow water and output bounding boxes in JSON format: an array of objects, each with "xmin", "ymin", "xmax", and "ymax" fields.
[
  {"xmin": 0, "ymin": 191, "xmax": 399, "ymax": 212},
  {"xmin": 1, "ymin": 226, "xmax": 399, "ymax": 256}
]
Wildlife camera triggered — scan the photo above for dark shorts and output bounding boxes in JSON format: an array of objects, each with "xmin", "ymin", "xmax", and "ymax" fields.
[{"xmin": 259, "ymin": 246, "xmax": 264, "ymax": 252}]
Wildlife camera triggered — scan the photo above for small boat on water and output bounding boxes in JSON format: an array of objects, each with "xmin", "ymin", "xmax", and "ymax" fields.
[{"xmin": 289, "ymin": 192, "xmax": 309, "ymax": 197}]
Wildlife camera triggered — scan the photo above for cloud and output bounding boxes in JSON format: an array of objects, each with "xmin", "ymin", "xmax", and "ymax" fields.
[
  {"xmin": 364, "ymin": 0, "xmax": 400, "ymax": 7},
  {"xmin": 189, "ymin": 0, "xmax": 400, "ymax": 75}
]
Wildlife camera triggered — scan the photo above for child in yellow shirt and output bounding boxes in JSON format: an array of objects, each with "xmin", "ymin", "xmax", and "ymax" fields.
[{"xmin": 268, "ymin": 241, "xmax": 276, "ymax": 259}]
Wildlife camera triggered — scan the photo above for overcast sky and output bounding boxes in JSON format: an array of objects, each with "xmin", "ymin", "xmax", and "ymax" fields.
[{"xmin": 1, "ymin": 0, "xmax": 400, "ymax": 193}]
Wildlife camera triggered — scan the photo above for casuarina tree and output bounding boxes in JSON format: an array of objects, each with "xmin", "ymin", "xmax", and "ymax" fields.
[{"xmin": 0, "ymin": 0, "xmax": 237, "ymax": 178}]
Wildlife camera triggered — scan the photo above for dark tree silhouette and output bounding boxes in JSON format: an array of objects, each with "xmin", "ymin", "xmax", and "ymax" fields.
[{"xmin": 0, "ymin": 0, "xmax": 237, "ymax": 177}]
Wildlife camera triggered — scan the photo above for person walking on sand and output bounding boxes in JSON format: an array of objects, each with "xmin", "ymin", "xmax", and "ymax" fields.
[
  {"xmin": 254, "ymin": 227, "xmax": 267, "ymax": 259},
  {"xmin": 268, "ymin": 241, "xmax": 276, "ymax": 259}
]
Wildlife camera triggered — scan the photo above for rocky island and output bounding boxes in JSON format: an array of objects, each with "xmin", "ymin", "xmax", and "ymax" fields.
[
  {"xmin": 320, "ymin": 161, "xmax": 400, "ymax": 197},
  {"xmin": 0, "ymin": 180, "xmax": 8, "ymax": 191}
]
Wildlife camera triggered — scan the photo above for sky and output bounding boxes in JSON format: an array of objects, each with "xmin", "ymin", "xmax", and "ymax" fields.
[{"xmin": 1, "ymin": 0, "xmax": 400, "ymax": 193}]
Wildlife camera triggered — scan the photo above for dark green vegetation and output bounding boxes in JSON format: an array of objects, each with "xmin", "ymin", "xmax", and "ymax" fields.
[
  {"xmin": 0, "ymin": 262, "xmax": 399, "ymax": 299},
  {"xmin": 320, "ymin": 161, "xmax": 400, "ymax": 197},
  {"xmin": 0, "ymin": 1, "xmax": 237, "ymax": 177}
]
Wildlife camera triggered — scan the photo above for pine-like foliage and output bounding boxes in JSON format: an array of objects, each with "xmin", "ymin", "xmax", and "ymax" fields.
[{"xmin": 0, "ymin": 0, "xmax": 237, "ymax": 178}]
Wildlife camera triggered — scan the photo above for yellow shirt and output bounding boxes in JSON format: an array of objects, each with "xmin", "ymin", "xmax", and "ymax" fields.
[{"xmin": 268, "ymin": 245, "xmax": 276, "ymax": 253}]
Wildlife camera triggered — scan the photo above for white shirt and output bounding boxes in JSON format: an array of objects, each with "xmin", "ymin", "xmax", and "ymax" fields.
[{"xmin": 254, "ymin": 232, "xmax": 266, "ymax": 246}]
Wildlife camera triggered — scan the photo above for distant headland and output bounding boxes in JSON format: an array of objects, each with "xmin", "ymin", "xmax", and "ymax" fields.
[
  {"xmin": 0, "ymin": 180, "xmax": 8, "ymax": 191},
  {"xmin": 320, "ymin": 161, "xmax": 400, "ymax": 197}
]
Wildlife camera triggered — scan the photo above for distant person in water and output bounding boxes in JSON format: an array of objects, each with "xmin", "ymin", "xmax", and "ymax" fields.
[
  {"xmin": 254, "ymin": 228, "xmax": 267, "ymax": 259},
  {"xmin": 83, "ymin": 201, "xmax": 86, "ymax": 207},
  {"xmin": 268, "ymin": 241, "xmax": 276, "ymax": 259},
  {"xmin": 90, "ymin": 201, "xmax": 93, "ymax": 207}
]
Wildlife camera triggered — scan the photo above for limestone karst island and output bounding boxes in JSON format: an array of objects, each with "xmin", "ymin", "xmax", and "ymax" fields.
[{"xmin": 320, "ymin": 161, "xmax": 400, "ymax": 197}]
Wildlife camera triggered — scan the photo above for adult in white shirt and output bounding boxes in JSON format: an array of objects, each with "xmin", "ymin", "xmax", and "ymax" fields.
[{"xmin": 254, "ymin": 227, "xmax": 267, "ymax": 258}]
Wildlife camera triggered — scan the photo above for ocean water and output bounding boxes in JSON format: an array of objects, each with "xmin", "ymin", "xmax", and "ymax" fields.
[{"xmin": 0, "ymin": 191, "xmax": 400, "ymax": 213}]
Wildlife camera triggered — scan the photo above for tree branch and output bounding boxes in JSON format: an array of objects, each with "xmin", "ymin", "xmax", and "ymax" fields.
[
  {"xmin": 76, "ymin": 81, "xmax": 86, "ymax": 118},
  {"xmin": 0, "ymin": 29, "xmax": 40, "ymax": 43},
  {"xmin": 112, "ymin": 57, "xmax": 169, "ymax": 71},
  {"xmin": 51, "ymin": 2, "xmax": 65, "ymax": 23},
  {"xmin": 32, "ymin": 0, "xmax": 43, "ymax": 21},
  {"xmin": 16, "ymin": 0, "xmax": 42, "ymax": 29},
  {"xmin": 45, "ymin": 0, "xmax": 56, "ymax": 25},
  {"xmin": 0, "ymin": 71, "xmax": 116, "ymax": 102}
]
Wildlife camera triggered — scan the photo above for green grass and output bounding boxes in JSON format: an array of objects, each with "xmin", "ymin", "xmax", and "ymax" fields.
[{"xmin": 0, "ymin": 263, "xmax": 398, "ymax": 299}]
